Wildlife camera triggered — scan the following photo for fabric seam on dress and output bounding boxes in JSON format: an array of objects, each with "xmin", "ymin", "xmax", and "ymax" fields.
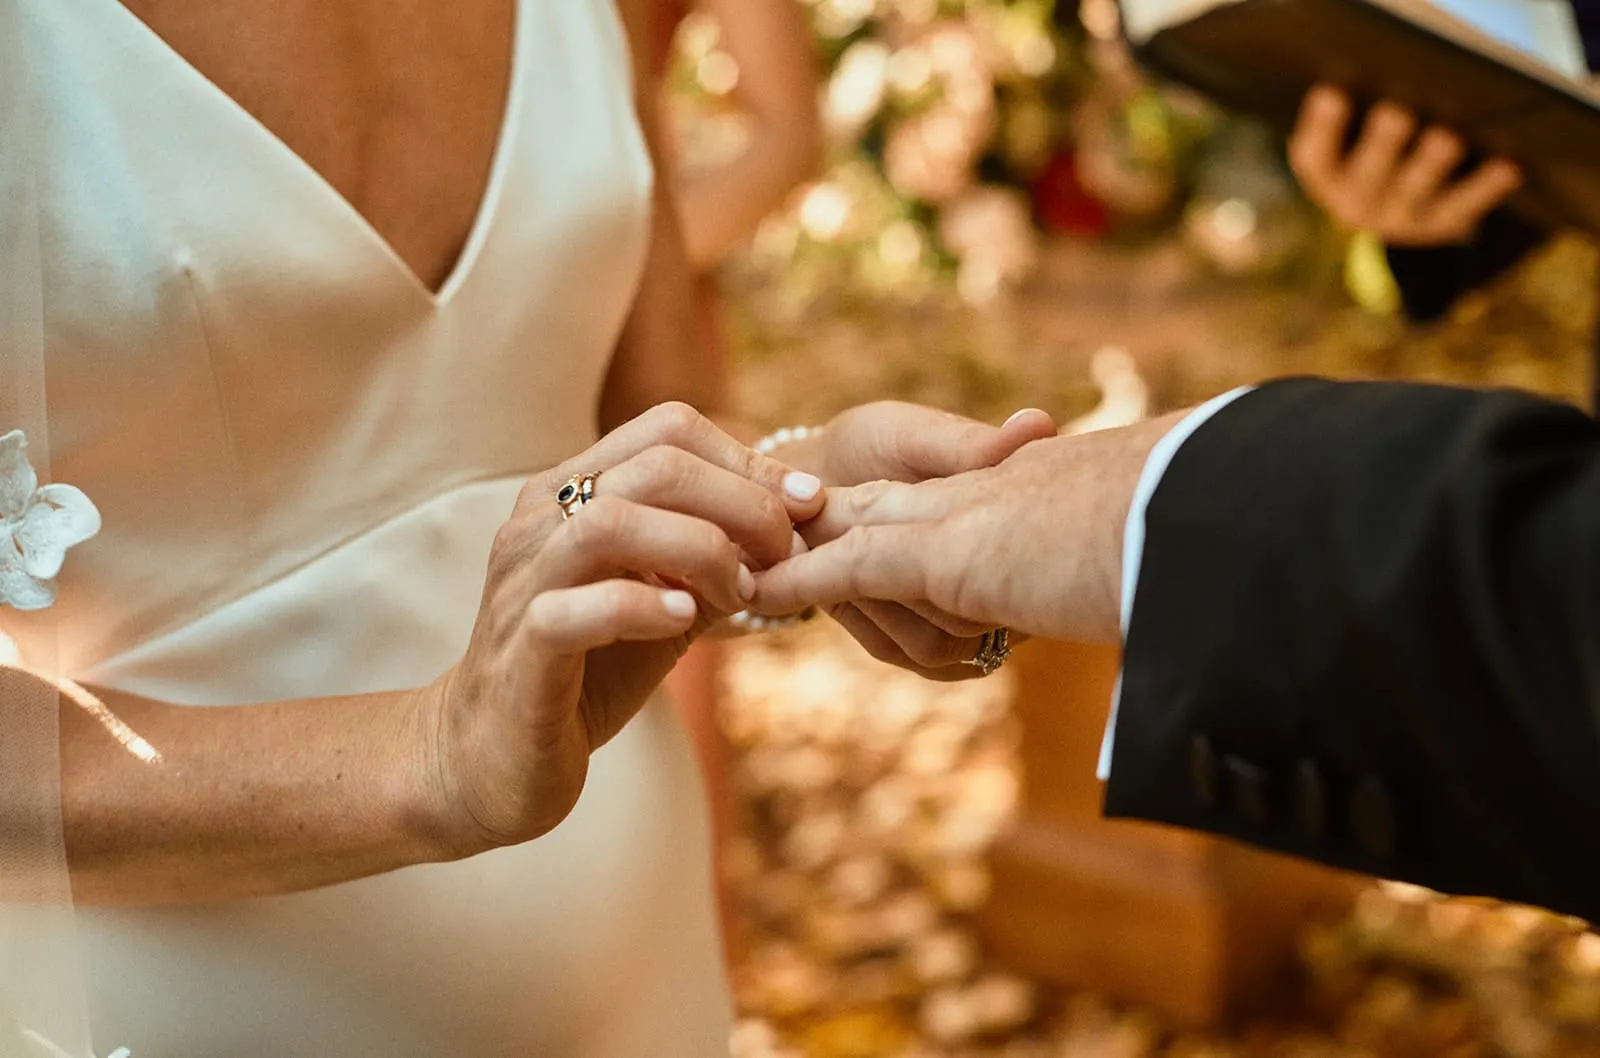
[{"xmin": 182, "ymin": 260, "xmax": 248, "ymax": 499}]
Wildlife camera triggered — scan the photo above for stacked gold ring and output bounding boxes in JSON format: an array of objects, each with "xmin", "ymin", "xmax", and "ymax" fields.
[
  {"xmin": 555, "ymin": 472, "xmax": 600, "ymax": 520},
  {"xmin": 966, "ymin": 627, "xmax": 1011, "ymax": 675}
]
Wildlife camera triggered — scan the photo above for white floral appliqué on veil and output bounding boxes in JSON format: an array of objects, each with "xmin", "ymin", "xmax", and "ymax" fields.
[
  {"xmin": 0, "ymin": 431, "xmax": 122, "ymax": 1057},
  {"xmin": 0, "ymin": 430, "xmax": 100, "ymax": 614}
]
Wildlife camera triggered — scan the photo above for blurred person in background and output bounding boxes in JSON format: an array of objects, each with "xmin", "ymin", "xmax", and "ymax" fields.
[
  {"xmin": 1289, "ymin": 15, "xmax": 1600, "ymax": 403},
  {"xmin": 644, "ymin": 0, "xmax": 822, "ymax": 966},
  {"xmin": 648, "ymin": 0, "xmax": 823, "ymax": 278}
]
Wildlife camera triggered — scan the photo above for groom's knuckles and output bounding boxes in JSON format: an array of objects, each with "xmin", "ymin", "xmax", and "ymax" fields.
[
  {"xmin": 838, "ymin": 524, "xmax": 932, "ymax": 600},
  {"xmin": 755, "ymin": 548, "xmax": 823, "ymax": 611},
  {"xmin": 930, "ymin": 525, "xmax": 997, "ymax": 623},
  {"xmin": 834, "ymin": 527, "xmax": 878, "ymax": 597},
  {"xmin": 788, "ymin": 526, "xmax": 892, "ymax": 601},
  {"xmin": 792, "ymin": 487, "xmax": 862, "ymax": 545},
  {"xmin": 836, "ymin": 479, "xmax": 938, "ymax": 526},
  {"xmin": 846, "ymin": 479, "xmax": 896, "ymax": 517},
  {"xmin": 753, "ymin": 523, "xmax": 906, "ymax": 609}
]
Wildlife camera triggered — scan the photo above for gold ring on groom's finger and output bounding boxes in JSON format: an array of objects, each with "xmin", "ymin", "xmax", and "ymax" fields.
[
  {"xmin": 965, "ymin": 627, "xmax": 1011, "ymax": 675},
  {"xmin": 555, "ymin": 472, "xmax": 601, "ymax": 520}
]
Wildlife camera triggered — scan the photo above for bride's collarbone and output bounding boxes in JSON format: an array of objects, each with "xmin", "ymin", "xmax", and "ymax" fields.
[{"xmin": 115, "ymin": 0, "xmax": 516, "ymax": 292}]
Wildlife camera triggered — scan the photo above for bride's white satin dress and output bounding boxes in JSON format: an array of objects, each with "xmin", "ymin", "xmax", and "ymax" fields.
[{"xmin": 2, "ymin": 0, "xmax": 733, "ymax": 1053}]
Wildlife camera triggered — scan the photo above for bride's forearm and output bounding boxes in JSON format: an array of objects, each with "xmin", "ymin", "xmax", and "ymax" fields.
[{"xmin": 51, "ymin": 673, "xmax": 454, "ymax": 905}]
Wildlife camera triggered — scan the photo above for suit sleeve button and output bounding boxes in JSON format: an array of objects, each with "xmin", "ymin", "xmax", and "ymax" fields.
[
  {"xmin": 1225, "ymin": 755, "xmax": 1273, "ymax": 828},
  {"xmin": 1189, "ymin": 734, "xmax": 1219, "ymax": 808},
  {"xmin": 1350, "ymin": 775, "xmax": 1397, "ymax": 861}
]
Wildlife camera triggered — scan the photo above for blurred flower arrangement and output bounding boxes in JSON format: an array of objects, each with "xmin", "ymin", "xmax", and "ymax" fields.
[{"xmin": 667, "ymin": 0, "xmax": 1323, "ymax": 314}]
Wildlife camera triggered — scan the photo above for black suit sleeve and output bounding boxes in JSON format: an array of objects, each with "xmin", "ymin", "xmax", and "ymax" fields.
[{"xmin": 1105, "ymin": 378, "xmax": 1600, "ymax": 921}]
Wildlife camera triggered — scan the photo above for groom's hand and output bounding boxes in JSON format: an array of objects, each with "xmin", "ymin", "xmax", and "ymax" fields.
[
  {"xmin": 799, "ymin": 402, "xmax": 1056, "ymax": 678},
  {"xmin": 757, "ymin": 414, "xmax": 1185, "ymax": 645},
  {"xmin": 817, "ymin": 401, "xmax": 1057, "ymax": 487}
]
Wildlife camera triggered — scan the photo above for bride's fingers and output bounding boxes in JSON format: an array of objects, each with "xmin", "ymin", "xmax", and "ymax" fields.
[
  {"xmin": 850, "ymin": 599, "xmax": 986, "ymax": 669},
  {"xmin": 598, "ymin": 445, "xmax": 795, "ymax": 569},
  {"xmin": 753, "ymin": 523, "xmax": 937, "ymax": 616},
  {"xmin": 524, "ymin": 402, "xmax": 825, "ymax": 524},
  {"xmin": 532, "ymin": 497, "xmax": 752, "ymax": 616},
  {"xmin": 829, "ymin": 604, "xmax": 986, "ymax": 683},
  {"xmin": 799, "ymin": 481, "xmax": 960, "ymax": 547},
  {"xmin": 527, "ymin": 581, "xmax": 699, "ymax": 654}
]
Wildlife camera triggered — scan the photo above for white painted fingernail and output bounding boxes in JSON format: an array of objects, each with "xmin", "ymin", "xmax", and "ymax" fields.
[
  {"xmin": 1003, "ymin": 408, "xmax": 1045, "ymax": 428},
  {"xmin": 662, "ymin": 591, "xmax": 697, "ymax": 619},
  {"xmin": 783, "ymin": 472, "xmax": 821, "ymax": 502},
  {"xmin": 737, "ymin": 564, "xmax": 756, "ymax": 602},
  {"xmin": 789, "ymin": 531, "xmax": 809, "ymax": 558}
]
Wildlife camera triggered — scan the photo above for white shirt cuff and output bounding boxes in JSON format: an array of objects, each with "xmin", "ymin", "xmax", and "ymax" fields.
[{"xmin": 1095, "ymin": 387, "xmax": 1256, "ymax": 781}]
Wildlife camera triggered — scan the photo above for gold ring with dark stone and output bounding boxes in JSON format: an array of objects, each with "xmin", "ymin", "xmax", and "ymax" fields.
[{"xmin": 556, "ymin": 472, "xmax": 600, "ymax": 520}]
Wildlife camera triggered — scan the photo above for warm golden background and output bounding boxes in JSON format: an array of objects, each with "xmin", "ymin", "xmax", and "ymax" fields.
[{"xmin": 670, "ymin": 2, "xmax": 1600, "ymax": 1054}]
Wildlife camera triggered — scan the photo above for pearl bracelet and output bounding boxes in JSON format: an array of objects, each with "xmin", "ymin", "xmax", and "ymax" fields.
[
  {"xmin": 753, "ymin": 423, "xmax": 822, "ymax": 455},
  {"xmin": 728, "ymin": 606, "xmax": 817, "ymax": 633},
  {"xmin": 734, "ymin": 424, "xmax": 824, "ymax": 633}
]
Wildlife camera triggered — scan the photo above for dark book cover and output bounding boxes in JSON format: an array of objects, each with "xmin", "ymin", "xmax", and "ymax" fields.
[{"xmin": 1123, "ymin": 0, "xmax": 1600, "ymax": 233}]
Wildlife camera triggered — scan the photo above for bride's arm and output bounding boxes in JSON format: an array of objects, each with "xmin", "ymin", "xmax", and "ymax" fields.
[
  {"xmin": 31, "ymin": 3, "xmax": 820, "ymax": 911},
  {"xmin": 56, "ymin": 675, "xmax": 443, "ymax": 905},
  {"xmin": 21, "ymin": 404, "xmax": 816, "ymax": 906}
]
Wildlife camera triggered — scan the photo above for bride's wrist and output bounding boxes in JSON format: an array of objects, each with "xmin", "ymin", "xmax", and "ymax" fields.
[
  {"xmin": 728, "ymin": 423, "xmax": 828, "ymax": 635},
  {"xmin": 392, "ymin": 674, "xmax": 485, "ymax": 864},
  {"xmin": 753, "ymin": 423, "xmax": 823, "ymax": 457},
  {"xmin": 753, "ymin": 423, "xmax": 829, "ymax": 483}
]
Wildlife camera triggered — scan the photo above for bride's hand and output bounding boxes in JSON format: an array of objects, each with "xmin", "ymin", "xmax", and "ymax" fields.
[
  {"xmin": 414, "ymin": 402, "xmax": 823, "ymax": 857},
  {"xmin": 803, "ymin": 401, "xmax": 1056, "ymax": 678}
]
